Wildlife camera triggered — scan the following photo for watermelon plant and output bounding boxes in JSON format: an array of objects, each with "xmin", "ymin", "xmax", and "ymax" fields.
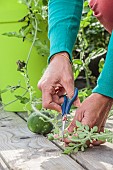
[
  {"xmin": 3, "ymin": 0, "xmax": 49, "ymax": 57},
  {"xmin": 0, "ymin": 0, "xmax": 49, "ymax": 111},
  {"xmin": 48, "ymin": 120, "xmax": 113, "ymax": 154}
]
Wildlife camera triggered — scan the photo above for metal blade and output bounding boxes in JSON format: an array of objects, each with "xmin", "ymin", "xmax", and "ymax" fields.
[
  {"xmin": 62, "ymin": 115, "xmax": 67, "ymax": 138},
  {"xmin": 62, "ymin": 120, "xmax": 66, "ymax": 138}
]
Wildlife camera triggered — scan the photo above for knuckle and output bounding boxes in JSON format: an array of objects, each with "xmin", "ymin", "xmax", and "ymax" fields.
[
  {"xmin": 37, "ymin": 81, "xmax": 42, "ymax": 90},
  {"xmin": 44, "ymin": 85, "xmax": 55, "ymax": 94},
  {"xmin": 41, "ymin": 81, "xmax": 46, "ymax": 89},
  {"xmin": 38, "ymin": 80, "xmax": 47, "ymax": 90}
]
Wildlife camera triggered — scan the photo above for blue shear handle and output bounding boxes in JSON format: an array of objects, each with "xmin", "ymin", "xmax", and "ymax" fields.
[
  {"xmin": 61, "ymin": 95, "xmax": 67, "ymax": 116},
  {"xmin": 65, "ymin": 88, "xmax": 78, "ymax": 114}
]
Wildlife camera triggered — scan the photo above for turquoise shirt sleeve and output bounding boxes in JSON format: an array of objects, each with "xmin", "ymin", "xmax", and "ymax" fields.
[
  {"xmin": 48, "ymin": 0, "xmax": 83, "ymax": 63},
  {"xmin": 93, "ymin": 31, "xmax": 113, "ymax": 98}
]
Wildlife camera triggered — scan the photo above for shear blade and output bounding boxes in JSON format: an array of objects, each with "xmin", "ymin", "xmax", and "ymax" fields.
[
  {"xmin": 62, "ymin": 115, "xmax": 67, "ymax": 138},
  {"xmin": 62, "ymin": 120, "xmax": 66, "ymax": 138}
]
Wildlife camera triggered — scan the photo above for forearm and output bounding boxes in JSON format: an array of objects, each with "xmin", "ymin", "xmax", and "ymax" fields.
[
  {"xmin": 48, "ymin": 0, "xmax": 83, "ymax": 63},
  {"xmin": 93, "ymin": 32, "xmax": 113, "ymax": 98}
]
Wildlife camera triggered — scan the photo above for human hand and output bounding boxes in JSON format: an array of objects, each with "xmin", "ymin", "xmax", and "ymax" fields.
[
  {"xmin": 67, "ymin": 93, "xmax": 113, "ymax": 145},
  {"xmin": 38, "ymin": 52, "xmax": 80, "ymax": 112}
]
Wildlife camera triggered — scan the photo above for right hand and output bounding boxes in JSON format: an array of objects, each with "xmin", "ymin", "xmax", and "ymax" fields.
[
  {"xmin": 38, "ymin": 52, "xmax": 80, "ymax": 112},
  {"xmin": 65, "ymin": 93, "xmax": 113, "ymax": 145}
]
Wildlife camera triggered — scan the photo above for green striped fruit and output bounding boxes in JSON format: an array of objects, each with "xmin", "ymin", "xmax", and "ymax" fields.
[{"xmin": 27, "ymin": 111, "xmax": 53, "ymax": 135}]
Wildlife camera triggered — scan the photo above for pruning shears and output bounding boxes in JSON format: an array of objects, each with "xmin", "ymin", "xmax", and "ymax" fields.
[{"xmin": 61, "ymin": 88, "xmax": 78, "ymax": 138}]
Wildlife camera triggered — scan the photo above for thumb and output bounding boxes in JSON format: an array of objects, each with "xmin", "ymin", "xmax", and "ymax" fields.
[
  {"xmin": 63, "ymin": 79, "xmax": 81, "ymax": 107},
  {"xmin": 63, "ymin": 78, "xmax": 81, "ymax": 107},
  {"xmin": 73, "ymin": 97, "xmax": 81, "ymax": 107},
  {"xmin": 66, "ymin": 113, "xmax": 78, "ymax": 133},
  {"xmin": 63, "ymin": 79, "xmax": 74, "ymax": 99}
]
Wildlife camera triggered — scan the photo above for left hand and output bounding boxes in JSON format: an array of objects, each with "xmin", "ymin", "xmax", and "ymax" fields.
[
  {"xmin": 66, "ymin": 93, "xmax": 113, "ymax": 145},
  {"xmin": 38, "ymin": 52, "xmax": 80, "ymax": 112}
]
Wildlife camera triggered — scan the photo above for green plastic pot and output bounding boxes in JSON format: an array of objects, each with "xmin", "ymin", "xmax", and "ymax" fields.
[{"xmin": 0, "ymin": 0, "xmax": 47, "ymax": 111}]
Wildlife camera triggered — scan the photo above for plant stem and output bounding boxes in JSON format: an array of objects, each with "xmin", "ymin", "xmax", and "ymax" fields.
[
  {"xmin": 81, "ymin": 29, "xmax": 91, "ymax": 89},
  {"xmin": 85, "ymin": 69, "xmax": 90, "ymax": 89},
  {"xmin": 24, "ymin": 17, "xmax": 38, "ymax": 107},
  {"xmin": 0, "ymin": 90, "xmax": 28, "ymax": 111},
  {"xmin": 20, "ymin": 86, "xmax": 28, "ymax": 91},
  {"xmin": 91, "ymin": 132, "xmax": 113, "ymax": 139},
  {"xmin": 0, "ymin": 21, "xmax": 19, "ymax": 24},
  {"xmin": 26, "ymin": 17, "xmax": 38, "ymax": 66}
]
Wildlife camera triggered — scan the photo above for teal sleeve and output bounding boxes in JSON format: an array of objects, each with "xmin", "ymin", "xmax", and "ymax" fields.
[
  {"xmin": 48, "ymin": 0, "xmax": 83, "ymax": 63},
  {"xmin": 93, "ymin": 31, "xmax": 113, "ymax": 98}
]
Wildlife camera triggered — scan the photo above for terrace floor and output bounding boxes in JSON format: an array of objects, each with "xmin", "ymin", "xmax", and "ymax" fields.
[{"xmin": 0, "ymin": 110, "xmax": 113, "ymax": 170}]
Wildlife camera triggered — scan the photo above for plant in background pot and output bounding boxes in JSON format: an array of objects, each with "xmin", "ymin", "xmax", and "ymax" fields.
[{"xmin": 0, "ymin": 0, "xmax": 49, "ymax": 112}]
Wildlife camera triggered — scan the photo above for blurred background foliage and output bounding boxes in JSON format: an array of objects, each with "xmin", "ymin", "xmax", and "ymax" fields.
[{"xmin": 74, "ymin": 1, "xmax": 110, "ymax": 57}]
